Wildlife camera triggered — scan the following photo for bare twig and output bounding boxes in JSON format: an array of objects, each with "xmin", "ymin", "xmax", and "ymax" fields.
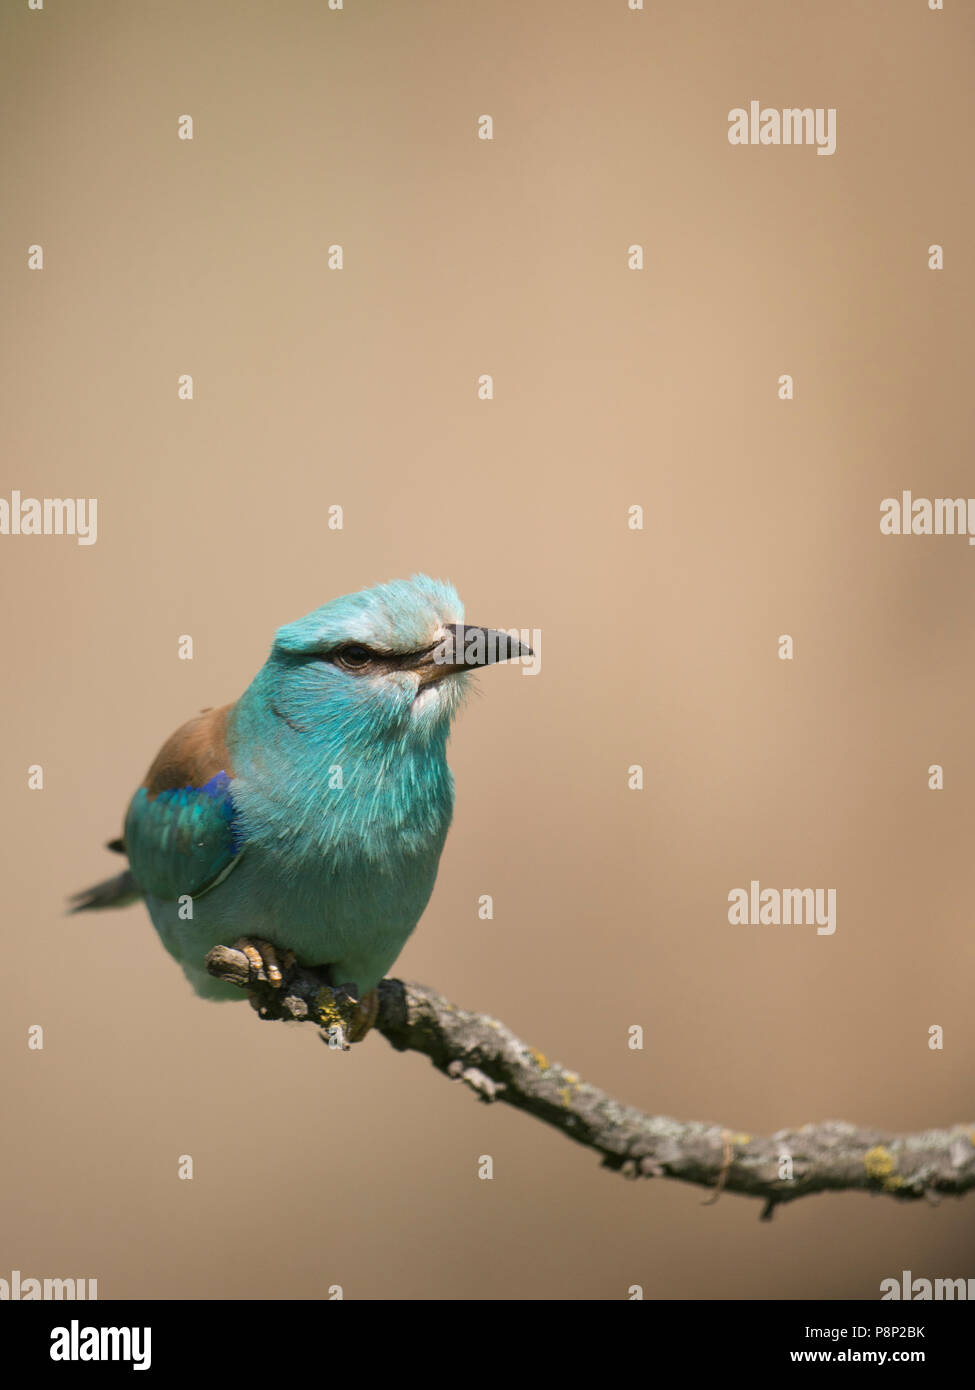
[{"xmin": 206, "ymin": 945, "xmax": 975, "ymax": 1211}]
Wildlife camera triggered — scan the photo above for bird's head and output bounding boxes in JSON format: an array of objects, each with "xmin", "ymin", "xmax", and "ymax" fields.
[{"xmin": 261, "ymin": 574, "xmax": 531, "ymax": 748}]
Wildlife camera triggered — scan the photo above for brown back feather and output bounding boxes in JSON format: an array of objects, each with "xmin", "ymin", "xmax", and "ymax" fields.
[{"xmin": 143, "ymin": 704, "xmax": 235, "ymax": 798}]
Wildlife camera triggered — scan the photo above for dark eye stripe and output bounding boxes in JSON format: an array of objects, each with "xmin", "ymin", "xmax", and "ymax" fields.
[
  {"xmin": 335, "ymin": 645, "xmax": 372, "ymax": 668},
  {"xmin": 327, "ymin": 641, "xmax": 440, "ymax": 675}
]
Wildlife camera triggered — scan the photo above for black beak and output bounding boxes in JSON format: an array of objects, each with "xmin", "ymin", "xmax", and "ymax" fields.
[{"xmin": 415, "ymin": 624, "xmax": 532, "ymax": 686}]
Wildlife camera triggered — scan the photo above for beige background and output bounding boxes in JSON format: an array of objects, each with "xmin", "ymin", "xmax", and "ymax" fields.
[{"xmin": 2, "ymin": 0, "xmax": 973, "ymax": 1299}]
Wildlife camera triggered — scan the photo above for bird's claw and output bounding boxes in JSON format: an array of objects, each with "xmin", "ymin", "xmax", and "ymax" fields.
[
  {"xmin": 348, "ymin": 986, "xmax": 379, "ymax": 1042},
  {"xmin": 235, "ymin": 937, "xmax": 295, "ymax": 989},
  {"xmin": 316, "ymin": 983, "xmax": 380, "ymax": 1049}
]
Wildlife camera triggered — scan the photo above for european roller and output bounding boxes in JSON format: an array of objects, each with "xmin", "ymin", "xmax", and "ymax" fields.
[{"xmin": 72, "ymin": 575, "xmax": 530, "ymax": 1031}]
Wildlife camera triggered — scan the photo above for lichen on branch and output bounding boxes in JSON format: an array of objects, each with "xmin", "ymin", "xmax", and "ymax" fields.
[{"xmin": 206, "ymin": 944, "xmax": 975, "ymax": 1216}]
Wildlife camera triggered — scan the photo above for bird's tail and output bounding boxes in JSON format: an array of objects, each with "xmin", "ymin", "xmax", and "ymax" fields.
[{"xmin": 69, "ymin": 869, "xmax": 142, "ymax": 912}]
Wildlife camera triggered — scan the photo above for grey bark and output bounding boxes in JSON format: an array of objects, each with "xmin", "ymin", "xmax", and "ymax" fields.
[{"xmin": 206, "ymin": 944, "xmax": 975, "ymax": 1217}]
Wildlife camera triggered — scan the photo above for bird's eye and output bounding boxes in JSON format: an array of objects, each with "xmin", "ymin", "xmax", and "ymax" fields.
[{"xmin": 334, "ymin": 644, "xmax": 372, "ymax": 671}]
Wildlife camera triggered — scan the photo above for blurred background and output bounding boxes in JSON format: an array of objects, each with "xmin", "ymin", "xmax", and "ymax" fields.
[{"xmin": 1, "ymin": 0, "xmax": 973, "ymax": 1299}]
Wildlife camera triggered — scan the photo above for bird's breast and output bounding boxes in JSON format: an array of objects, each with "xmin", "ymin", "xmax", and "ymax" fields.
[{"xmin": 230, "ymin": 739, "xmax": 455, "ymax": 870}]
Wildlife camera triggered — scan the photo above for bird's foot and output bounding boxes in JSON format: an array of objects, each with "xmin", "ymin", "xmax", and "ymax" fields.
[
  {"xmin": 316, "ymin": 983, "xmax": 380, "ymax": 1050},
  {"xmin": 348, "ymin": 987, "xmax": 379, "ymax": 1043},
  {"xmin": 234, "ymin": 937, "xmax": 296, "ymax": 989}
]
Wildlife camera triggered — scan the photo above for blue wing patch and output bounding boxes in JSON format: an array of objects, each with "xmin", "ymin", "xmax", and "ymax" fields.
[{"xmin": 124, "ymin": 771, "xmax": 244, "ymax": 901}]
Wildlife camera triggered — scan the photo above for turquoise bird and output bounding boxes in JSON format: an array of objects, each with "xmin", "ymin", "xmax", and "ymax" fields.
[{"xmin": 71, "ymin": 575, "xmax": 530, "ymax": 1028}]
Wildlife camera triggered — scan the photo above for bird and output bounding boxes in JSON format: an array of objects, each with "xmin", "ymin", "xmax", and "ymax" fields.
[{"xmin": 71, "ymin": 574, "xmax": 531, "ymax": 1034}]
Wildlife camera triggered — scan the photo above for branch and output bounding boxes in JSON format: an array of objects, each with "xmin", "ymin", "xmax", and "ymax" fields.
[{"xmin": 206, "ymin": 945, "xmax": 975, "ymax": 1215}]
